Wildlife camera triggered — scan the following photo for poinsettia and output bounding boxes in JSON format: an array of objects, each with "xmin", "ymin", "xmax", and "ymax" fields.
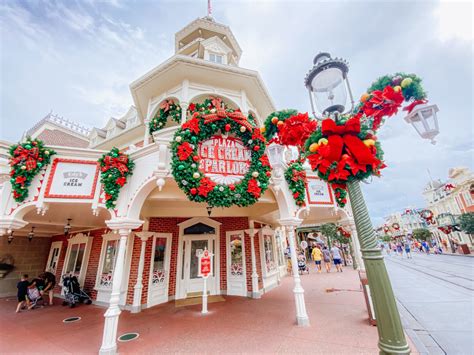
[
  {"xmin": 182, "ymin": 117, "xmax": 200, "ymax": 134},
  {"xmin": 251, "ymin": 128, "xmax": 265, "ymax": 142},
  {"xmin": 197, "ymin": 177, "xmax": 215, "ymax": 197},
  {"xmin": 247, "ymin": 178, "xmax": 261, "ymax": 198},
  {"xmin": 177, "ymin": 142, "xmax": 194, "ymax": 161},
  {"xmin": 116, "ymin": 177, "xmax": 127, "ymax": 187},
  {"xmin": 278, "ymin": 113, "xmax": 317, "ymax": 147},
  {"xmin": 259, "ymin": 155, "xmax": 270, "ymax": 167}
]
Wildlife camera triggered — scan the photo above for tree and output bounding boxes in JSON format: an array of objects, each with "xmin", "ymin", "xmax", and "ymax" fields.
[
  {"xmin": 459, "ymin": 212, "xmax": 474, "ymax": 234},
  {"xmin": 320, "ymin": 223, "xmax": 339, "ymax": 246},
  {"xmin": 412, "ymin": 228, "xmax": 431, "ymax": 241},
  {"xmin": 381, "ymin": 235, "xmax": 391, "ymax": 242}
]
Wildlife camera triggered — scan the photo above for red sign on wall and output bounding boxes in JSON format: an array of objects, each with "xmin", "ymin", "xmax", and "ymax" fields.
[
  {"xmin": 198, "ymin": 136, "xmax": 251, "ymax": 185},
  {"xmin": 198, "ymin": 249, "xmax": 213, "ymax": 278}
]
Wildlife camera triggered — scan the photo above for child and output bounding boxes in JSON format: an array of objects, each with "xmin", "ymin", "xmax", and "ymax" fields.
[{"xmin": 16, "ymin": 274, "xmax": 30, "ymax": 313}]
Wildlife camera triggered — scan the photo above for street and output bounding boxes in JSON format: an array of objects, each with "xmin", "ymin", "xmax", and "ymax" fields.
[{"xmin": 386, "ymin": 253, "xmax": 474, "ymax": 354}]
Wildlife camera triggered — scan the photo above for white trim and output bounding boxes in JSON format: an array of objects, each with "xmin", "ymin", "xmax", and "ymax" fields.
[
  {"xmin": 61, "ymin": 233, "xmax": 92, "ymax": 287},
  {"xmin": 147, "ymin": 233, "xmax": 172, "ymax": 307},
  {"xmin": 176, "ymin": 217, "xmax": 221, "ymax": 299},
  {"xmin": 226, "ymin": 230, "xmax": 247, "ymax": 297},
  {"xmin": 45, "ymin": 241, "xmax": 63, "ymax": 274}
]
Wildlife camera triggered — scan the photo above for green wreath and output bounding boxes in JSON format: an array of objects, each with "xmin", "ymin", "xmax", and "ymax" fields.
[
  {"xmin": 171, "ymin": 99, "xmax": 271, "ymax": 208},
  {"xmin": 284, "ymin": 161, "xmax": 307, "ymax": 207},
  {"xmin": 149, "ymin": 99, "xmax": 182, "ymax": 135},
  {"xmin": 262, "ymin": 109, "xmax": 298, "ymax": 142}
]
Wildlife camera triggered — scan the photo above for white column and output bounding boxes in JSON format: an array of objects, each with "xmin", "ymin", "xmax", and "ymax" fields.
[
  {"xmin": 348, "ymin": 222, "xmax": 364, "ymax": 271},
  {"xmin": 248, "ymin": 228, "xmax": 260, "ymax": 299},
  {"xmin": 144, "ymin": 120, "xmax": 151, "ymax": 146},
  {"xmin": 180, "ymin": 102, "xmax": 189, "ymax": 124},
  {"xmin": 131, "ymin": 232, "xmax": 153, "ymax": 313},
  {"xmin": 99, "ymin": 228, "xmax": 129, "ymax": 355}
]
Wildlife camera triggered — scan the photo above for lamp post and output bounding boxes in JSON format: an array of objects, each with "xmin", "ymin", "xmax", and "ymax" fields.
[
  {"xmin": 437, "ymin": 212, "xmax": 457, "ymax": 253},
  {"xmin": 304, "ymin": 53, "xmax": 440, "ymax": 355}
]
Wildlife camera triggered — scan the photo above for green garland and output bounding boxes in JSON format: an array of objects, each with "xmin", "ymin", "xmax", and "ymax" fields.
[
  {"xmin": 149, "ymin": 99, "xmax": 182, "ymax": 135},
  {"xmin": 98, "ymin": 147, "xmax": 134, "ymax": 209},
  {"xmin": 366, "ymin": 73, "xmax": 426, "ymax": 102},
  {"xmin": 284, "ymin": 161, "xmax": 307, "ymax": 207},
  {"xmin": 171, "ymin": 98, "xmax": 271, "ymax": 208},
  {"xmin": 262, "ymin": 109, "xmax": 298, "ymax": 142},
  {"xmin": 9, "ymin": 138, "xmax": 55, "ymax": 203}
]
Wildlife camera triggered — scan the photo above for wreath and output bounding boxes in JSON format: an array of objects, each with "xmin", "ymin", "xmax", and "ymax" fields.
[
  {"xmin": 392, "ymin": 223, "xmax": 400, "ymax": 231},
  {"xmin": 149, "ymin": 99, "xmax": 182, "ymax": 135},
  {"xmin": 419, "ymin": 209, "xmax": 435, "ymax": 224},
  {"xmin": 99, "ymin": 147, "xmax": 134, "ymax": 209},
  {"xmin": 304, "ymin": 72, "xmax": 428, "ymax": 207},
  {"xmin": 9, "ymin": 138, "xmax": 55, "ymax": 203},
  {"xmin": 171, "ymin": 98, "xmax": 271, "ymax": 208},
  {"xmin": 284, "ymin": 161, "xmax": 307, "ymax": 207}
]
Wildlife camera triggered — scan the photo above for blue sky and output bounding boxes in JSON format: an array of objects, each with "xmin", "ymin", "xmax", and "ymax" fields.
[{"xmin": 1, "ymin": 0, "xmax": 472, "ymax": 224}]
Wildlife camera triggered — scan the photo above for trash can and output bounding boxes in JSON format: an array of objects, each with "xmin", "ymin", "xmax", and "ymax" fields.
[
  {"xmin": 358, "ymin": 271, "xmax": 377, "ymax": 326},
  {"xmin": 457, "ymin": 244, "xmax": 471, "ymax": 254}
]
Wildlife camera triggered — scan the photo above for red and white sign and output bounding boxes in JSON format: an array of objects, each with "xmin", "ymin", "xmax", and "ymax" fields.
[
  {"xmin": 45, "ymin": 159, "xmax": 99, "ymax": 199},
  {"xmin": 306, "ymin": 176, "xmax": 334, "ymax": 205},
  {"xmin": 198, "ymin": 135, "xmax": 251, "ymax": 185},
  {"xmin": 198, "ymin": 249, "xmax": 213, "ymax": 278}
]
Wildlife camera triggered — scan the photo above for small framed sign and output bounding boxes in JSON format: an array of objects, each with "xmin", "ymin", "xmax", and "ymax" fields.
[
  {"xmin": 197, "ymin": 249, "xmax": 213, "ymax": 278},
  {"xmin": 306, "ymin": 176, "xmax": 334, "ymax": 205},
  {"xmin": 45, "ymin": 158, "xmax": 99, "ymax": 199}
]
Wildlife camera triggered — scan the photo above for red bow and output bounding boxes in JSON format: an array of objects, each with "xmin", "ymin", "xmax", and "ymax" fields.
[
  {"xmin": 203, "ymin": 110, "xmax": 253, "ymax": 131},
  {"xmin": 103, "ymin": 154, "xmax": 129, "ymax": 175},
  {"xmin": 321, "ymin": 117, "xmax": 376, "ymax": 166},
  {"xmin": 160, "ymin": 99, "xmax": 173, "ymax": 112},
  {"xmin": 11, "ymin": 146, "xmax": 39, "ymax": 171},
  {"xmin": 403, "ymin": 99, "xmax": 427, "ymax": 113}
]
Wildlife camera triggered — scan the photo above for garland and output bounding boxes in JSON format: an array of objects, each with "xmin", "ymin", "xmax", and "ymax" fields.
[
  {"xmin": 284, "ymin": 161, "xmax": 307, "ymax": 207},
  {"xmin": 438, "ymin": 226, "xmax": 452, "ymax": 235},
  {"xmin": 262, "ymin": 109, "xmax": 298, "ymax": 143},
  {"xmin": 337, "ymin": 226, "xmax": 351, "ymax": 239},
  {"xmin": 304, "ymin": 72, "xmax": 428, "ymax": 207},
  {"xmin": 171, "ymin": 98, "xmax": 271, "ymax": 208},
  {"xmin": 9, "ymin": 138, "xmax": 55, "ymax": 203},
  {"xmin": 149, "ymin": 99, "xmax": 182, "ymax": 135},
  {"xmin": 99, "ymin": 147, "xmax": 134, "ymax": 209}
]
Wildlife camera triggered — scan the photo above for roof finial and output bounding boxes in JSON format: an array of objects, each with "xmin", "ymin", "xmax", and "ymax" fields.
[{"xmin": 207, "ymin": 0, "xmax": 212, "ymax": 18}]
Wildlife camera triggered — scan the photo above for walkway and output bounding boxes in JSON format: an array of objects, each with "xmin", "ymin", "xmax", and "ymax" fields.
[{"xmin": 1, "ymin": 266, "xmax": 396, "ymax": 354}]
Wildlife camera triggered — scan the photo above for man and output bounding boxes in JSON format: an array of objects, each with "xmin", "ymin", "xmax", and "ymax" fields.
[
  {"xmin": 311, "ymin": 246, "xmax": 323, "ymax": 273},
  {"xmin": 404, "ymin": 240, "xmax": 412, "ymax": 259},
  {"xmin": 42, "ymin": 271, "xmax": 56, "ymax": 306},
  {"xmin": 322, "ymin": 246, "xmax": 331, "ymax": 273},
  {"xmin": 330, "ymin": 244, "xmax": 343, "ymax": 272}
]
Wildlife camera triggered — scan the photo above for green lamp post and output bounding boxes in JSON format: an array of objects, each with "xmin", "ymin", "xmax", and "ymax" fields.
[{"xmin": 304, "ymin": 53, "xmax": 439, "ymax": 354}]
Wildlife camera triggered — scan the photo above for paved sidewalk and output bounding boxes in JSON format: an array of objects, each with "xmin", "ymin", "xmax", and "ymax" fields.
[{"xmin": 0, "ymin": 265, "xmax": 416, "ymax": 354}]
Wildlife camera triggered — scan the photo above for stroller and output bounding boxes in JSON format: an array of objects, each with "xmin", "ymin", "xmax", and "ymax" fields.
[
  {"xmin": 297, "ymin": 254, "xmax": 310, "ymax": 275},
  {"xmin": 27, "ymin": 287, "xmax": 44, "ymax": 308},
  {"xmin": 62, "ymin": 274, "xmax": 93, "ymax": 308}
]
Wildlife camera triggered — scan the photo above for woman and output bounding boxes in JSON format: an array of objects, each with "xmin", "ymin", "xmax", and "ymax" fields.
[{"xmin": 322, "ymin": 246, "xmax": 331, "ymax": 273}]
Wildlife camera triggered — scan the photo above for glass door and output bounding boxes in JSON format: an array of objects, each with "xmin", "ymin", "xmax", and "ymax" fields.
[
  {"xmin": 184, "ymin": 236, "xmax": 215, "ymax": 296},
  {"xmin": 148, "ymin": 234, "xmax": 171, "ymax": 306},
  {"xmin": 46, "ymin": 241, "xmax": 62, "ymax": 274}
]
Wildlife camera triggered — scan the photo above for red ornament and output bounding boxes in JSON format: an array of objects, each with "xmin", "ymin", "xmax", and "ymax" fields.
[
  {"xmin": 229, "ymin": 184, "xmax": 235, "ymax": 191},
  {"xmin": 225, "ymin": 124, "xmax": 231, "ymax": 132},
  {"xmin": 253, "ymin": 145, "xmax": 260, "ymax": 151},
  {"xmin": 266, "ymin": 171, "xmax": 271, "ymax": 177},
  {"xmin": 190, "ymin": 188, "xmax": 197, "ymax": 195},
  {"xmin": 293, "ymin": 192, "xmax": 300, "ymax": 199},
  {"xmin": 188, "ymin": 103, "xmax": 196, "ymax": 112},
  {"xmin": 192, "ymin": 155, "xmax": 199, "ymax": 162}
]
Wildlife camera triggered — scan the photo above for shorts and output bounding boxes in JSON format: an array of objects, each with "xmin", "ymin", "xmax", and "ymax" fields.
[
  {"xmin": 18, "ymin": 294, "xmax": 27, "ymax": 302},
  {"xmin": 315, "ymin": 260, "xmax": 321, "ymax": 265},
  {"xmin": 333, "ymin": 258, "xmax": 342, "ymax": 265},
  {"xmin": 323, "ymin": 258, "xmax": 331, "ymax": 263}
]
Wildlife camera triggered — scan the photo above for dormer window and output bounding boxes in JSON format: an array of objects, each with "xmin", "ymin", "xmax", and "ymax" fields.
[{"xmin": 209, "ymin": 53, "xmax": 223, "ymax": 64}]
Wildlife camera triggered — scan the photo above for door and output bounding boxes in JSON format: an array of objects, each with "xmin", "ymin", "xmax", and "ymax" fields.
[
  {"xmin": 226, "ymin": 231, "xmax": 246, "ymax": 296},
  {"xmin": 148, "ymin": 233, "xmax": 172, "ymax": 307},
  {"xmin": 183, "ymin": 235, "xmax": 216, "ymax": 296},
  {"xmin": 46, "ymin": 241, "xmax": 62, "ymax": 274}
]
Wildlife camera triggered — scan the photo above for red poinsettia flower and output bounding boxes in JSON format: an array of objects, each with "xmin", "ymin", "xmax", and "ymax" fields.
[
  {"xmin": 116, "ymin": 177, "xmax": 127, "ymax": 187},
  {"xmin": 182, "ymin": 117, "xmax": 200, "ymax": 134},
  {"xmin": 259, "ymin": 155, "xmax": 270, "ymax": 167},
  {"xmin": 278, "ymin": 113, "xmax": 317, "ymax": 147},
  {"xmin": 307, "ymin": 153, "xmax": 332, "ymax": 175},
  {"xmin": 177, "ymin": 142, "xmax": 194, "ymax": 161},
  {"xmin": 197, "ymin": 178, "xmax": 215, "ymax": 197},
  {"xmin": 293, "ymin": 192, "xmax": 300, "ymax": 199},
  {"xmin": 291, "ymin": 169, "xmax": 306, "ymax": 182},
  {"xmin": 247, "ymin": 179, "xmax": 261, "ymax": 198},
  {"xmin": 105, "ymin": 193, "xmax": 113, "ymax": 201},
  {"xmin": 13, "ymin": 191, "xmax": 22, "ymax": 199},
  {"xmin": 188, "ymin": 103, "xmax": 196, "ymax": 112},
  {"xmin": 15, "ymin": 175, "xmax": 27, "ymax": 185},
  {"xmin": 328, "ymin": 161, "xmax": 351, "ymax": 182},
  {"xmin": 251, "ymin": 128, "xmax": 265, "ymax": 142}
]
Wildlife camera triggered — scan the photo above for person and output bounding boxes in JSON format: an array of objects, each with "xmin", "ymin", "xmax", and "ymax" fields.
[
  {"xmin": 42, "ymin": 271, "xmax": 56, "ymax": 306},
  {"xmin": 421, "ymin": 240, "xmax": 430, "ymax": 254},
  {"xmin": 16, "ymin": 274, "xmax": 31, "ymax": 313},
  {"xmin": 322, "ymin": 246, "xmax": 331, "ymax": 272},
  {"xmin": 404, "ymin": 240, "xmax": 412, "ymax": 259},
  {"xmin": 29, "ymin": 274, "xmax": 45, "ymax": 294},
  {"xmin": 330, "ymin": 244, "xmax": 343, "ymax": 272},
  {"xmin": 311, "ymin": 246, "xmax": 323, "ymax": 273},
  {"xmin": 396, "ymin": 243, "xmax": 403, "ymax": 256}
]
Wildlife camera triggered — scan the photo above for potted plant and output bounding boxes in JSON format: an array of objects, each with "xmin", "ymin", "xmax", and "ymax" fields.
[{"xmin": 0, "ymin": 255, "xmax": 15, "ymax": 278}]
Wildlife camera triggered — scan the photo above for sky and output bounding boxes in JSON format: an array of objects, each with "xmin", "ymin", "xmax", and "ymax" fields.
[{"xmin": 1, "ymin": 0, "xmax": 473, "ymax": 225}]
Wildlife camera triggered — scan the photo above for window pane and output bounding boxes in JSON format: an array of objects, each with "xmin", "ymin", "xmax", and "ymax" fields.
[
  {"xmin": 230, "ymin": 234, "xmax": 243, "ymax": 276},
  {"xmin": 102, "ymin": 240, "xmax": 118, "ymax": 274},
  {"xmin": 190, "ymin": 240, "xmax": 208, "ymax": 279},
  {"xmin": 264, "ymin": 235, "xmax": 276, "ymax": 272},
  {"xmin": 209, "ymin": 53, "xmax": 215, "ymax": 62},
  {"xmin": 74, "ymin": 243, "xmax": 86, "ymax": 273},
  {"xmin": 216, "ymin": 55, "xmax": 223, "ymax": 64},
  {"xmin": 152, "ymin": 238, "xmax": 167, "ymax": 285},
  {"xmin": 66, "ymin": 244, "xmax": 78, "ymax": 274}
]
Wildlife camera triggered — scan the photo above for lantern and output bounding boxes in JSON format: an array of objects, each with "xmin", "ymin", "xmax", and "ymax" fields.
[{"xmin": 404, "ymin": 103, "xmax": 439, "ymax": 144}]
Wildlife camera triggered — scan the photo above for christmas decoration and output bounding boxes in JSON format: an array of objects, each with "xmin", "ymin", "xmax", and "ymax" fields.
[
  {"xmin": 9, "ymin": 138, "xmax": 56, "ymax": 203},
  {"xmin": 284, "ymin": 161, "xmax": 307, "ymax": 207},
  {"xmin": 171, "ymin": 98, "xmax": 271, "ymax": 208},
  {"xmin": 419, "ymin": 209, "xmax": 435, "ymax": 224},
  {"xmin": 332, "ymin": 183, "xmax": 348, "ymax": 207},
  {"xmin": 277, "ymin": 112, "xmax": 317, "ymax": 148},
  {"xmin": 98, "ymin": 147, "xmax": 134, "ymax": 209},
  {"xmin": 443, "ymin": 183, "xmax": 456, "ymax": 192},
  {"xmin": 383, "ymin": 225, "xmax": 390, "ymax": 234},
  {"xmin": 438, "ymin": 226, "xmax": 452, "ymax": 235},
  {"xmin": 262, "ymin": 109, "xmax": 298, "ymax": 143},
  {"xmin": 337, "ymin": 226, "xmax": 351, "ymax": 239},
  {"xmin": 149, "ymin": 99, "xmax": 182, "ymax": 135},
  {"xmin": 392, "ymin": 223, "xmax": 400, "ymax": 231}
]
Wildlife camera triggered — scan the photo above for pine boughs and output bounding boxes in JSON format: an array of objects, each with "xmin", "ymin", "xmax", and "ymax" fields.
[
  {"xmin": 284, "ymin": 161, "xmax": 307, "ymax": 207},
  {"xmin": 171, "ymin": 97, "xmax": 271, "ymax": 208},
  {"xmin": 99, "ymin": 147, "xmax": 134, "ymax": 209},
  {"xmin": 9, "ymin": 138, "xmax": 55, "ymax": 203},
  {"xmin": 149, "ymin": 99, "xmax": 182, "ymax": 135},
  {"xmin": 366, "ymin": 73, "xmax": 426, "ymax": 102}
]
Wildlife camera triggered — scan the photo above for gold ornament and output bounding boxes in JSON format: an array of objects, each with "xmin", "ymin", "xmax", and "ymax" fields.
[
  {"xmin": 277, "ymin": 121, "xmax": 284, "ymax": 128},
  {"xmin": 252, "ymin": 171, "xmax": 259, "ymax": 178},
  {"xmin": 260, "ymin": 126, "xmax": 266, "ymax": 133},
  {"xmin": 393, "ymin": 86, "xmax": 402, "ymax": 92},
  {"xmin": 240, "ymin": 126, "xmax": 246, "ymax": 133},
  {"xmin": 271, "ymin": 116, "xmax": 279, "ymax": 124},
  {"xmin": 401, "ymin": 77, "xmax": 413, "ymax": 88},
  {"xmin": 363, "ymin": 139, "xmax": 376, "ymax": 147},
  {"xmin": 318, "ymin": 138, "xmax": 328, "ymax": 145},
  {"xmin": 20, "ymin": 166, "xmax": 26, "ymax": 170},
  {"xmin": 44, "ymin": 150, "xmax": 50, "ymax": 155},
  {"xmin": 309, "ymin": 143, "xmax": 319, "ymax": 153},
  {"xmin": 193, "ymin": 172, "xmax": 200, "ymax": 179},
  {"xmin": 175, "ymin": 136, "xmax": 182, "ymax": 142},
  {"xmin": 360, "ymin": 93, "xmax": 370, "ymax": 102}
]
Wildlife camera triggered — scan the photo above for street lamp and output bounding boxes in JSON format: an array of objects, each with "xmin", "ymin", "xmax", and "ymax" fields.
[
  {"xmin": 64, "ymin": 218, "xmax": 72, "ymax": 236},
  {"xmin": 28, "ymin": 227, "xmax": 35, "ymax": 242},
  {"xmin": 266, "ymin": 142, "xmax": 285, "ymax": 181},
  {"xmin": 404, "ymin": 103, "xmax": 440, "ymax": 144},
  {"xmin": 305, "ymin": 54, "xmax": 412, "ymax": 354},
  {"xmin": 304, "ymin": 52, "xmax": 354, "ymax": 118}
]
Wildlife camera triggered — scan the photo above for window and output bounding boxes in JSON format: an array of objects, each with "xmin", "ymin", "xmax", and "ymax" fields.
[
  {"xmin": 229, "ymin": 234, "xmax": 243, "ymax": 276},
  {"xmin": 209, "ymin": 53, "xmax": 223, "ymax": 64},
  {"xmin": 65, "ymin": 243, "xmax": 86, "ymax": 275},
  {"xmin": 263, "ymin": 234, "xmax": 276, "ymax": 273},
  {"xmin": 46, "ymin": 241, "xmax": 62, "ymax": 274},
  {"xmin": 99, "ymin": 240, "xmax": 118, "ymax": 287},
  {"xmin": 152, "ymin": 238, "xmax": 167, "ymax": 285},
  {"xmin": 184, "ymin": 223, "xmax": 215, "ymax": 235}
]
